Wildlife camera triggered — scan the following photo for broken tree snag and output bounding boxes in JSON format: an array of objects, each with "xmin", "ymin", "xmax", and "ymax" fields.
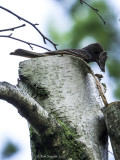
[
  {"xmin": 18, "ymin": 54, "xmax": 108, "ymax": 159},
  {"xmin": 102, "ymin": 101, "xmax": 120, "ymax": 160}
]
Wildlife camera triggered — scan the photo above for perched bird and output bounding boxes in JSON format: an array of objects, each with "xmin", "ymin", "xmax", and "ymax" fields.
[{"xmin": 10, "ymin": 43, "xmax": 107, "ymax": 72}]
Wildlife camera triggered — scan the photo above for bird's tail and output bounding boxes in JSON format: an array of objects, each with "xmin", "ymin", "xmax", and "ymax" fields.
[
  {"xmin": 10, "ymin": 49, "xmax": 63, "ymax": 58},
  {"xmin": 10, "ymin": 48, "xmax": 80, "ymax": 58}
]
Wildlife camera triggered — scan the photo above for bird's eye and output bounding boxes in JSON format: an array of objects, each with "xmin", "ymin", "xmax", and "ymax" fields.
[{"xmin": 95, "ymin": 51, "xmax": 99, "ymax": 54}]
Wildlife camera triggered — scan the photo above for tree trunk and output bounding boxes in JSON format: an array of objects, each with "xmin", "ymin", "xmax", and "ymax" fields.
[
  {"xmin": 102, "ymin": 101, "xmax": 120, "ymax": 160},
  {"xmin": 18, "ymin": 55, "xmax": 108, "ymax": 160}
]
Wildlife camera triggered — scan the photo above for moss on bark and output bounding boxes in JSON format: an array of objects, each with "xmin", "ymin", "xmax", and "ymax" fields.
[{"xmin": 30, "ymin": 117, "xmax": 90, "ymax": 160}]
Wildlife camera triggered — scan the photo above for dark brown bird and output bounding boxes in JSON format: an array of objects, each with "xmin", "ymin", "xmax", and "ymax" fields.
[{"xmin": 10, "ymin": 43, "xmax": 107, "ymax": 72}]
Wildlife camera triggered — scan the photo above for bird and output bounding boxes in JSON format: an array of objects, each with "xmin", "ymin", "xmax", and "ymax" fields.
[{"xmin": 10, "ymin": 43, "xmax": 107, "ymax": 72}]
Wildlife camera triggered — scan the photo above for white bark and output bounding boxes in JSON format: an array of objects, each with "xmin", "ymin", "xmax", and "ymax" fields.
[
  {"xmin": 0, "ymin": 82, "xmax": 60, "ymax": 134},
  {"xmin": 18, "ymin": 55, "xmax": 108, "ymax": 159}
]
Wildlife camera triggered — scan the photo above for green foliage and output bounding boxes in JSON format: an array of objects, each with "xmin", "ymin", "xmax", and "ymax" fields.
[
  {"xmin": 49, "ymin": 0, "xmax": 120, "ymax": 99},
  {"xmin": 115, "ymin": 85, "xmax": 120, "ymax": 99},
  {"xmin": 107, "ymin": 59, "xmax": 120, "ymax": 99},
  {"xmin": 107, "ymin": 60, "xmax": 120, "ymax": 79},
  {"xmin": 1, "ymin": 140, "xmax": 20, "ymax": 159},
  {"xmin": 49, "ymin": 1, "xmax": 117, "ymax": 49}
]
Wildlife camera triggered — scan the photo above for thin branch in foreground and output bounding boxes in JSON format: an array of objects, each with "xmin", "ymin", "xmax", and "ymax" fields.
[
  {"xmin": 0, "ymin": 24, "xmax": 26, "ymax": 32},
  {"xmin": 0, "ymin": 34, "xmax": 51, "ymax": 51},
  {"xmin": 108, "ymin": 151, "xmax": 114, "ymax": 155},
  {"xmin": 80, "ymin": 0, "xmax": 106, "ymax": 24},
  {"xmin": 0, "ymin": 6, "xmax": 58, "ymax": 50}
]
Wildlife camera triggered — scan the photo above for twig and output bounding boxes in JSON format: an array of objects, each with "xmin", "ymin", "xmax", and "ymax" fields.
[
  {"xmin": 0, "ymin": 34, "xmax": 51, "ymax": 51},
  {"xmin": 80, "ymin": 0, "xmax": 106, "ymax": 24},
  {"xmin": 94, "ymin": 74, "xmax": 108, "ymax": 106},
  {"xmin": 77, "ymin": 58, "xmax": 108, "ymax": 106},
  {"xmin": 86, "ymin": 65, "xmax": 108, "ymax": 106},
  {"xmin": 0, "ymin": 24, "xmax": 26, "ymax": 32},
  {"xmin": 108, "ymin": 150, "xmax": 114, "ymax": 155},
  {"xmin": 0, "ymin": 6, "xmax": 58, "ymax": 49}
]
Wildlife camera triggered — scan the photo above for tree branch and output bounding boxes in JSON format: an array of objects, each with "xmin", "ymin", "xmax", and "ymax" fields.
[
  {"xmin": 0, "ymin": 6, "xmax": 58, "ymax": 49},
  {"xmin": 0, "ymin": 34, "xmax": 51, "ymax": 51},
  {"xmin": 80, "ymin": 0, "xmax": 106, "ymax": 24},
  {"xmin": 0, "ymin": 81, "xmax": 59, "ymax": 134},
  {"xmin": 0, "ymin": 24, "xmax": 26, "ymax": 32}
]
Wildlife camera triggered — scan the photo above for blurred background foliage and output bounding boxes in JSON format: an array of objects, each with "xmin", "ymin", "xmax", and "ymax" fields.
[
  {"xmin": 48, "ymin": 0, "xmax": 120, "ymax": 99},
  {"xmin": 1, "ymin": 140, "xmax": 20, "ymax": 159}
]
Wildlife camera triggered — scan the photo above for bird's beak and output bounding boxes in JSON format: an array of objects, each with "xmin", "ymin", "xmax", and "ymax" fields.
[
  {"xmin": 97, "ymin": 60, "xmax": 105, "ymax": 72},
  {"xmin": 97, "ymin": 51, "xmax": 107, "ymax": 72}
]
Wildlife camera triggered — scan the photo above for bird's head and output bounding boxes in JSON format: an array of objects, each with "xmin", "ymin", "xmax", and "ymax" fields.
[{"xmin": 83, "ymin": 43, "xmax": 107, "ymax": 72}]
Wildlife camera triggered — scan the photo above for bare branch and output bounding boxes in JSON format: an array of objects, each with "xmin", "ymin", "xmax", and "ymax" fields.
[
  {"xmin": 108, "ymin": 151, "xmax": 114, "ymax": 155},
  {"xmin": 0, "ymin": 81, "xmax": 59, "ymax": 134},
  {"xmin": 80, "ymin": 0, "xmax": 106, "ymax": 24},
  {"xmin": 0, "ymin": 34, "xmax": 51, "ymax": 51},
  {"xmin": 0, "ymin": 24, "xmax": 26, "ymax": 32},
  {"xmin": 0, "ymin": 6, "xmax": 58, "ymax": 49}
]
